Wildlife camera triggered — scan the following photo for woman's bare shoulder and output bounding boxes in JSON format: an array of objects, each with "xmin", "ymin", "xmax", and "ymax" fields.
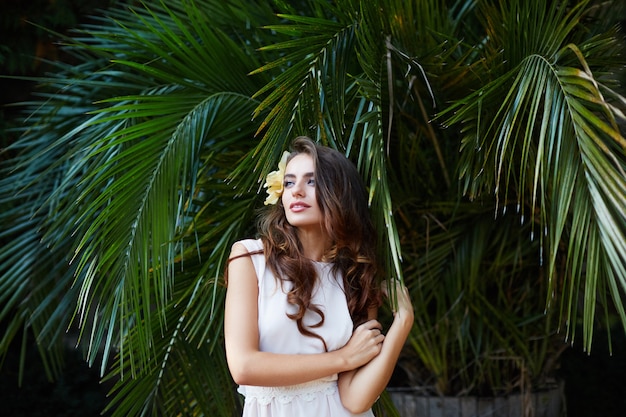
[{"xmin": 230, "ymin": 238, "xmax": 262, "ymax": 256}]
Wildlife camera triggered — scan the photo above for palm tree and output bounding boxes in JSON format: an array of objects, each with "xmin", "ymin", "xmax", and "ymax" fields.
[{"xmin": 1, "ymin": 0, "xmax": 625, "ymax": 415}]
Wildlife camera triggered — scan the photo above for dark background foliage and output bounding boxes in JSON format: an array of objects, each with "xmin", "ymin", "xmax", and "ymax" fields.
[
  {"xmin": 0, "ymin": 1, "xmax": 119, "ymax": 415},
  {"xmin": 0, "ymin": 0, "xmax": 119, "ymax": 149},
  {"xmin": 1, "ymin": 1, "xmax": 625, "ymax": 416}
]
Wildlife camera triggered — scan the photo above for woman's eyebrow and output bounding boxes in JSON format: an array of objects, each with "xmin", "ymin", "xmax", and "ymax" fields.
[{"xmin": 284, "ymin": 172, "xmax": 314, "ymax": 178}]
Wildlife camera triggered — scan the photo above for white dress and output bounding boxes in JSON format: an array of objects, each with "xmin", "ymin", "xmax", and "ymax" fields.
[{"xmin": 236, "ymin": 239, "xmax": 375, "ymax": 417}]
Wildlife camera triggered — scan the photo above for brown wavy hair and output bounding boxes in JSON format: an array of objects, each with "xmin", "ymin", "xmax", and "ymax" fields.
[{"xmin": 257, "ymin": 136, "xmax": 381, "ymax": 350}]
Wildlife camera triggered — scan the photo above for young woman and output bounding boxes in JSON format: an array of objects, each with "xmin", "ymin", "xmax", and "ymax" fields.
[{"xmin": 224, "ymin": 136, "xmax": 413, "ymax": 416}]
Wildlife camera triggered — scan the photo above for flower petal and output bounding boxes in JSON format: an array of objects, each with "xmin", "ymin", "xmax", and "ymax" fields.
[{"xmin": 262, "ymin": 151, "xmax": 291, "ymax": 205}]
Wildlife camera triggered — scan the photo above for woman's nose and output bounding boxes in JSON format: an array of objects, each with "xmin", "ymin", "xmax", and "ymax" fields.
[{"xmin": 291, "ymin": 180, "xmax": 305, "ymax": 197}]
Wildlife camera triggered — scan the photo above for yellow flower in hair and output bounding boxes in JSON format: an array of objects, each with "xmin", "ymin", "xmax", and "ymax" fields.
[{"xmin": 263, "ymin": 151, "xmax": 291, "ymax": 205}]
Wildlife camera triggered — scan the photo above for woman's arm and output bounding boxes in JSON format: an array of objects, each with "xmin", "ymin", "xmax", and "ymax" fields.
[
  {"xmin": 224, "ymin": 242, "xmax": 385, "ymax": 387},
  {"xmin": 337, "ymin": 281, "xmax": 414, "ymax": 414}
]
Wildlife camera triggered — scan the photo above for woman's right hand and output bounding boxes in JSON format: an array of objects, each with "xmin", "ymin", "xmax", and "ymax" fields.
[{"xmin": 339, "ymin": 319, "xmax": 385, "ymax": 370}]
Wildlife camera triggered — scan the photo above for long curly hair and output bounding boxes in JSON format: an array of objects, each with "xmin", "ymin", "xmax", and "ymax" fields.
[{"xmin": 257, "ymin": 136, "xmax": 381, "ymax": 350}]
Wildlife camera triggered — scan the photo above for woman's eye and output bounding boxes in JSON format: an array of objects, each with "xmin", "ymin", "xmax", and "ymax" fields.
[
  {"xmin": 284, "ymin": 180, "xmax": 294, "ymax": 187},
  {"xmin": 307, "ymin": 178, "xmax": 315, "ymax": 186}
]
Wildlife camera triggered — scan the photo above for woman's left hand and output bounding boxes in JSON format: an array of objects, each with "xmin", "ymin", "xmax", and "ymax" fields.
[{"xmin": 381, "ymin": 280, "xmax": 414, "ymax": 323}]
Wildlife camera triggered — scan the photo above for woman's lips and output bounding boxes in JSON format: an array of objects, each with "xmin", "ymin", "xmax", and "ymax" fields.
[{"xmin": 290, "ymin": 202, "xmax": 310, "ymax": 212}]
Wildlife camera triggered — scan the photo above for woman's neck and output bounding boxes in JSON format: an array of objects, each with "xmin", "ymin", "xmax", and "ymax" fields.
[{"xmin": 296, "ymin": 227, "xmax": 330, "ymax": 262}]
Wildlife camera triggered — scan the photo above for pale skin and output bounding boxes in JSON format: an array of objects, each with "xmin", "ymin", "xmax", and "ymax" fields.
[{"xmin": 224, "ymin": 154, "xmax": 414, "ymax": 414}]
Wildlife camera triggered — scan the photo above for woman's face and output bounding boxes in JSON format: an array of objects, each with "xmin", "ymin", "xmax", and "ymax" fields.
[{"xmin": 281, "ymin": 153, "xmax": 324, "ymax": 231}]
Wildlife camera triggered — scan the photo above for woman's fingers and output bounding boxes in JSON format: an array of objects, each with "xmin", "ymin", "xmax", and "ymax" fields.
[
  {"xmin": 359, "ymin": 319, "xmax": 382, "ymax": 332},
  {"xmin": 354, "ymin": 320, "xmax": 385, "ymax": 345},
  {"xmin": 381, "ymin": 280, "xmax": 414, "ymax": 316},
  {"xmin": 341, "ymin": 320, "xmax": 385, "ymax": 369}
]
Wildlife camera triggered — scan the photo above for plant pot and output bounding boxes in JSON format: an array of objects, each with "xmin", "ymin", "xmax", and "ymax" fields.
[{"xmin": 386, "ymin": 381, "xmax": 564, "ymax": 417}]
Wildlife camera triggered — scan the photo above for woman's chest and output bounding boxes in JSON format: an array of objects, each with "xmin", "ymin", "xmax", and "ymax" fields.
[{"xmin": 257, "ymin": 268, "xmax": 353, "ymax": 354}]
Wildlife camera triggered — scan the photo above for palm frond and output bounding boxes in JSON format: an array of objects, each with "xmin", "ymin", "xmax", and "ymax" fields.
[
  {"xmin": 102, "ymin": 269, "xmax": 238, "ymax": 417},
  {"xmin": 2, "ymin": 0, "xmax": 626, "ymax": 413},
  {"xmin": 443, "ymin": 0, "xmax": 626, "ymax": 349}
]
